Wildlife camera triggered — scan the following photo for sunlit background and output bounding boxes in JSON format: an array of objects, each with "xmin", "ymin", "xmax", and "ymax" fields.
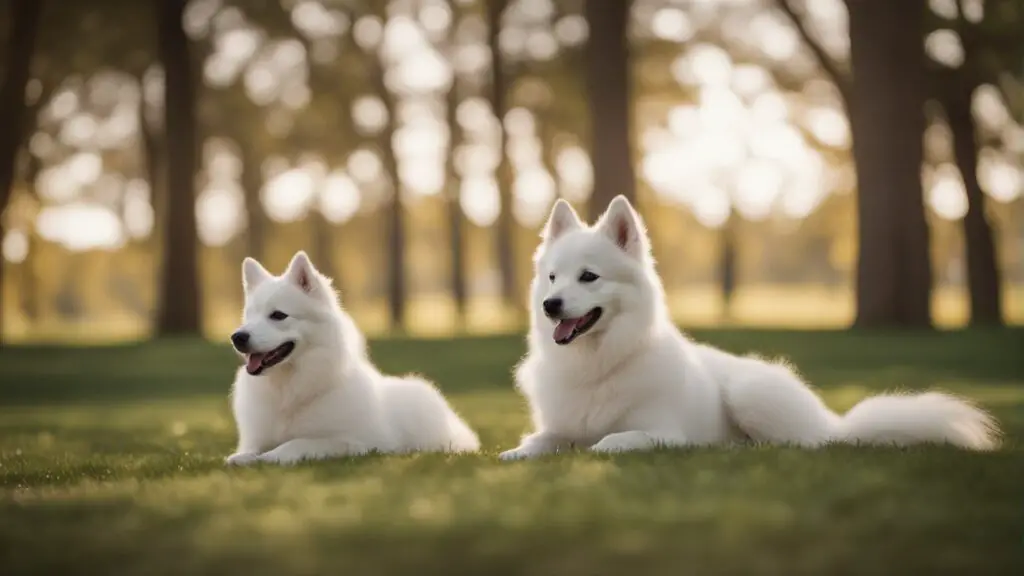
[{"xmin": 1, "ymin": 0, "xmax": 1022, "ymax": 342}]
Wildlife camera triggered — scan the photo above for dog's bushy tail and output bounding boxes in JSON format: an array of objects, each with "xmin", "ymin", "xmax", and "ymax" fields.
[
  {"xmin": 446, "ymin": 412, "xmax": 482, "ymax": 453},
  {"xmin": 835, "ymin": 391, "xmax": 999, "ymax": 451},
  {"xmin": 720, "ymin": 355, "xmax": 1000, "ymax": 451}
]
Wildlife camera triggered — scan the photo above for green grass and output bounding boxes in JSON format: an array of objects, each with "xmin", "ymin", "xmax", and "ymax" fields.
[{"xmin": 1, "ymin": 329, "xmax": 1023, "ymax": 575}]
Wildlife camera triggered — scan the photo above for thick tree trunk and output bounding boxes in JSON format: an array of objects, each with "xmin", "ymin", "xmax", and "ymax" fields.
[
  {"xmin": 944, "ymin": 82, "xmax": 1003, "ymax": 326},
  {"xmin": 446, "ymin": 77, "xmax": 468, "ymax": 324},
  {"xmin": 846, "ymin": 0, "xmax": 932, "ymax": 328},
  {"xmin": 155, "ymin": 0, "xmax": 202, "ymax": 337},
  {"xmin": 238, "ymin": 141, "xmax": 265, "ymax": 261},
  {"xmin": 486, "ymin": 0, "xmax": 519, "ymax": 312},
  {"xmin": 0, "ymin": 0, "xmax": 43, "ymax": 345},
  {"xmin": 584, "ymin": 0, "xmax": 636, "ymax": 220}
]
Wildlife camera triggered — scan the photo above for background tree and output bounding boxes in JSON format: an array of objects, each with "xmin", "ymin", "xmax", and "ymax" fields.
[
  {"xmin": 486, "ymin": 0, "xmax": 520, "ymax": 314},
  {"xmin": 778, "ymin": 0, "xmax": 933, "ymax": 328},
  {"xmin": 584, "ymin": 0, "xmax": 636, "ymax": 220},
  {"xmin": 0, "ymin": 0, "xmax": 44, "ymax": 345},
  {"xmin": 154, "ymin": 0, "xmax": 202, "ymax": 336},
  {"xmin": 930, "ymin": 0, "xmax": 1023, "ymax": 326},
  {"xmin": 371, "ymin": 3, "xmax": 407, "ymax": 333},
  {"xmin": 445, "ymin": 0, "xmax": 468, "ymax": 324}
]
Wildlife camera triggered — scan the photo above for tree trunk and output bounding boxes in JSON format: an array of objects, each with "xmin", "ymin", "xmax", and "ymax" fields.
[
  {"xmin": 486, "ymin": 0, "xmax": 519, "ymax": 313},
  {"xmin": 846, "ymin": 0, "xmax": 932, "ymax": 328},
  {"xmin": 0, "ymin": 0, "xmax": 44, "ymax": 345},
  {"xmin": 369, "ymin": 54, "xmax": 406, "ymax": 332},
  {"xmin": 309, "ymin": 206, "xmax": 338, "ymax": 289},
  {"xmin": 446, "ymin": 75, "xmax": 468, "ymax": 325},
  {"xmin": 238, "ymin": 140, "xmax": 265, "ymax": 261},
  {"xmin": 19, "ymin": 152, "xmax": 42, "ymax": 323},
  {"xmin": 383, "ymin": 129, "xmax": 405, "ymax": 332},
  {"xmin": 584, "ymin": 0, "xmax": 636, "ymax": 221},
  {"xmin": 943, "ymin": 81, "xmax": 1003, "ymax": 326},
  {"xmin": 138, "ymin": 94, "xmax": 166, "ymax": 251},
  {"xmin": 539, "ymin": 113, "xmax": 561, "ymax": 199},
  {"xmin": 155, "ymin": 0, "xmax": 202, "ymax": 337},
  {"xmin": 720, "ymin": 210, "xmax": 737, "ymax": 321}
]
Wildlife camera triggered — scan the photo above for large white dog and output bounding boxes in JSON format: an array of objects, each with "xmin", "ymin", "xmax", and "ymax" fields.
[
  {"xmin": 226, "ymin": 251, "xmax": 480, "ymax": 466},
  {"xmin": 500, "ymin": 196, "xmax": 999, "ymax": 459}
]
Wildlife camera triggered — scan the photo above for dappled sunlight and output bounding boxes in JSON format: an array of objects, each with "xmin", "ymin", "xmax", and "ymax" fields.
[
  {"xmin": 925, "ymin": 164, "xmax": 970, "ymax": 221},
  {"xmin": 2, "ymin": 230, "xmax": 28, "ymax": 264}
]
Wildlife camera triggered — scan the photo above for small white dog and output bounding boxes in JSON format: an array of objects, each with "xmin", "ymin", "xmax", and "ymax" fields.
[
  {"xmin": 225, "ymin": 251, "xmax": 480, "ymax": 466},
  {"xmin": 500, "ymin": 196, "xmax": 1000, "ymax": 459}
]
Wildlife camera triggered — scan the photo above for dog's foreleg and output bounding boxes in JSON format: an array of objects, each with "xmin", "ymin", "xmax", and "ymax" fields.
[
  {"xmin": 225, "ymin": 451, "xmax": 263, "ymax": 466},
  {"xmin": 257, "ymin": 438, "xmax": 369, "ymax": 465},
  {"xmin": 590, "ymin": 431, "xmax": 687, "ymax": 454},
  {"xmin": 499, "ymin": 431, "xmax": 571, "ymax": 460}
]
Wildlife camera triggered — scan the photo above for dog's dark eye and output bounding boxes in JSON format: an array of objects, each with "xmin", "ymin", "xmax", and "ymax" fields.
[
  {"xmin": 548, "ymin": 273, "xmax": 556, "ymax": 283},
  {"xmin": 269, "ymin": 310, "xmax": 289, "ymax": 321},
  {"xmin": 579, "ymin": 270, "xmax": 600, "ymax": 283}
]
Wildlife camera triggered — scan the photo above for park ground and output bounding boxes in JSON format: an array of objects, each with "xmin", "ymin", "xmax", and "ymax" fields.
[{"xmin": 1, "ymin": 329, "xmax": 1023, "ymax": 575}]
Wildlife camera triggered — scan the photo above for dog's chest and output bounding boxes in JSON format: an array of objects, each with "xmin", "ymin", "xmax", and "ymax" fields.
[
  {"xmin": 540, "ymin": 380, "xmax": 623, "ymax": 444},
  {"xmin": 259, "ymin": 387, "xmax": 323, "ymax": 446}
]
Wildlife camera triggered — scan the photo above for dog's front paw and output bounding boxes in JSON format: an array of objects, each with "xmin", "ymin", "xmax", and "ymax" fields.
[
  {"xmin": 589, "ymin": 440, "xmax": 630, "ymax": 453},
  {"xmin": 499, "ymin": 447, "xmax": 541, "ymax": 461},
  {"xmin": 254, "ymin": 450, "xmax": 303, "ymax": 466},
  {"xmin": 590, "ymin": 431, "xmax": 654, "ymax": 453},
  {"xmin": 225, "ymin": 452, "xmax": 262, "ymax": 466}
]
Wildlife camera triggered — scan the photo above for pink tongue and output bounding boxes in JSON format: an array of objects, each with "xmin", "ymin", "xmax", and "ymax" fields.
[
  {"xmin": 553, "ymin": 318, "xmax": 580, "ymax": 342},
  {"xmin": 246, "ymin": 353, "xmax": 265, "ymax": 373}
]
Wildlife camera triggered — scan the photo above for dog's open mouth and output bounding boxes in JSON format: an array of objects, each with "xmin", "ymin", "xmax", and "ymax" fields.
[
  {"xmin": 552, "ymin": 308, "xmax": 602, "ymax": 345},
  {"xmin": 245, "ymin": 342, "xmax": 296, "ymax": 375}
]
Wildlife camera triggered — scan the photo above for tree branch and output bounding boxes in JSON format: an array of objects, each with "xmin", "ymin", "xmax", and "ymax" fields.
[{"xmin": 774, "ymin": 0, "xmax": 852, "ymax": 104}]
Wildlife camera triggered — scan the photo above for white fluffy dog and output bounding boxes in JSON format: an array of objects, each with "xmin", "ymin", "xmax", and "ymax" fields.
[
  {"xmin": 500, "ymin": 196, "xmax": 1000, "ymax": 459},
  {"xmin": 226, "ymin": 251, "xmax": 480, "ymax": 466}
]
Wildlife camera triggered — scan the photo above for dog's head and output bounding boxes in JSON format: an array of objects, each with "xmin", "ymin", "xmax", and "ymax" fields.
[
  {"xmin": 531, "ymin": 195, "xmax": 658, "ymax": 347},
  {"xmin": 231, "ymin": 251, "xmax": 341, "ymax": 376}
]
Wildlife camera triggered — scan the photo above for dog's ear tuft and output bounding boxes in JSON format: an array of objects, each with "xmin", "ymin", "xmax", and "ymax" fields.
[
  {"xmin": 541, "ymin": 199, "xmax": 583, "ymax": 242},
  {"xmin": 596, "ymin": 195, "xmax": 649, "ymax": 259},
  {"xmin": 242, "ymin": 257, "xmax": 272, "ymax": 292},
  {"xmin": 285, "ymin": 251, "xmax": 319, "ymax": 293}
]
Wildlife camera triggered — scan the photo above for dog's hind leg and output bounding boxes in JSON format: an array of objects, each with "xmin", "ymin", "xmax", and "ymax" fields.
[
  {"xmin": 590, "ymin": 430, "xmax": 688, "ymax": 453},
  {"xmin": 499, "ymin": 431, "xmax": 572, "ymax": 460},
  {"xmin": 257, "ymin": 437, "xmax": 370, "ymax": 465},
  {"xmin": 719, "ymin": 356, "xmax": 839, "ymax": 447}
]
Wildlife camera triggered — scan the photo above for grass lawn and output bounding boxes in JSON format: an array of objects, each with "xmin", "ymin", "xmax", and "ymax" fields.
[{"xmin": 1, "ymin": 329, "xmax": 1022, "ymax": 575}]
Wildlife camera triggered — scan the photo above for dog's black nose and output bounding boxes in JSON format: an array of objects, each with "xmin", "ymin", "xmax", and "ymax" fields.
[
  {"xmin": 543, "ymin": 298, "xmax": 563, "ymax": 318},
  {"xmin": 230, "ymin": 331, "xmax": 250, "ymax": 351}
]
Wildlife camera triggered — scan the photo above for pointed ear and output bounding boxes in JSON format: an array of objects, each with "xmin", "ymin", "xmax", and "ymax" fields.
[
  {"xmin": 595, "ymin": 195, "xmax": 649, "ymax": 259},
  {"xmin": 242, "ymin": 257, "xmax": 272, "ymax": 292},
  {"xmin": 541, "ymin": 199, "xmax": 583, "ymax": 242},
  {"xmin": 284, "ymin": 251, "xmax": 319, "ymax": 294}
]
